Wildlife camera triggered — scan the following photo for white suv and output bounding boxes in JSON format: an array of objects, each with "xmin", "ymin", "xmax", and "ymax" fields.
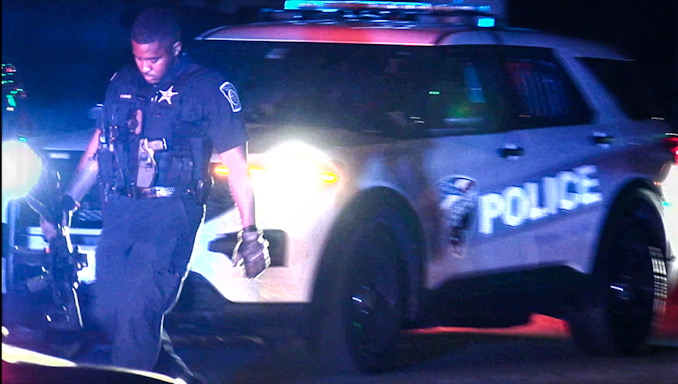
[{"xmin": 5, "ymin": 0, "xmax": 677, "ymax": 373}]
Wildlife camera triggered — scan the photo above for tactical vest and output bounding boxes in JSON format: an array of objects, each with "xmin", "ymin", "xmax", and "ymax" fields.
[{"xmin": 98, "ymin": 64, "xmax": 213, "ymax": 194}]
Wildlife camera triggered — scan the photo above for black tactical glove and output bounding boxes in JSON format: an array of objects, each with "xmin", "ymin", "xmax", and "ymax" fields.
[{"xmin": 232, "ymin": 228, "xmax": 270, "ymax": 279}]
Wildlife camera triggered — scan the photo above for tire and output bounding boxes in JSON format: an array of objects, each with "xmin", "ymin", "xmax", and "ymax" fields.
[
  {"xmin": 569, "ymin": 189, "xmax": 667, "ymax": 356},
  {"xmin": 309, "ymin": 214, "xmax": 408, "ymax": 374}
]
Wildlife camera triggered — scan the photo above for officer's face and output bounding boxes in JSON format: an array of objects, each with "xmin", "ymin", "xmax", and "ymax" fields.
[{"xmin": 131, "ymin": 40, "xmax": 181, "ymax": 85}]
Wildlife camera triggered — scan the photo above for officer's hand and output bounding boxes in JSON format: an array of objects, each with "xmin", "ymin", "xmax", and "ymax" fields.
[
  {"xmin": 40, "ymin": 195, "xmax": 78, "ymax": 241},
  {"xmin": 232, "ymin": 229, "xmax": 270, "ymax": 279},
  {"xmin": 59, "ymin": 194, "xmax": 79, "ymax": 228}
]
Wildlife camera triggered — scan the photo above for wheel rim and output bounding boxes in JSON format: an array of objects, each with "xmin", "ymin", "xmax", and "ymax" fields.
[
  {"xmin": 345, "ymin": 230, "xmax": 402, "ymax": 359},
  {"xmin": 606, "ymin": 215, "xmax": 657, "ymax": 350}
]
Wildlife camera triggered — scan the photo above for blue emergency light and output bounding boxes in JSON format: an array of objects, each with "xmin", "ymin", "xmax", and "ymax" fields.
[
  {"xmin": 284, "ymin": 1, "xmax": 492, "ymax": 13},
  {"xmin": 284, "ymin": 1, "xmax": 433, "ymax": 10},
  {"xmin": 282, "ymin": 1, "xmax": 497, "ymax": 27},
  {"xmin": 477, "ymin": 17, "xmax": 495, "ymax": 27}
]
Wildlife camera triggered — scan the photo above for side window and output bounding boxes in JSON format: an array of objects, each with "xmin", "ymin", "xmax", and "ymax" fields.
[
  {"xmin": 418, "ymin": 47, "xmax": 500, "ymax": 136},
  {"xmin": 501, "ymin": 47, "xmax": 592, "ymax": 129},
  {"xmin": 578, "ymin": 57, "xmax": 661, "ymax": 120},
  {"xmin": 423, "ymin": 62, "xmax": 488, "ymax": 131},
  {"xmin": 192, "ymin": 42, "xmax": 502, "ymax": 139}
]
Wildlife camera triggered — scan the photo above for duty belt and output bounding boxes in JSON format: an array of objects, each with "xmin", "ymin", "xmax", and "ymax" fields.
[{"xmin": 117, "ymin": 186, "xmax": 194, "ymax": 199}]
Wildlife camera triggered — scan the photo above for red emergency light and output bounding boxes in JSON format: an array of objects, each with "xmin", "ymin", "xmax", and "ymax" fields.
[{"xmin": 665, "ymin": 134, "xmax": 678, "ymax": 164}]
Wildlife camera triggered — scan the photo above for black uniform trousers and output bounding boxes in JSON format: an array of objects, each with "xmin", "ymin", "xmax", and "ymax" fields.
[{"xmin": 90, "ymin": 192, "xmax": 204, "ymax": 374}]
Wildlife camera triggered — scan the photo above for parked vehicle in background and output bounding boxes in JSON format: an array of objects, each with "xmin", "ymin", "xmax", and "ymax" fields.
[
  {"xmin": 4, "ymin": 0, "xmax": 676, "ymax": 374},
  {"xmin": 2, "ymin": 59, "xmax": 31, "ymax": 137}
]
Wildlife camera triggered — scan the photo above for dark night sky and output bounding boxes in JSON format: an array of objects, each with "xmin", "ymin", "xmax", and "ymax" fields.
[
  {"xmin": 2, "ymin": 0, "xmax": 677, "ymax": 134},
  {"xmin": 508, "ymin": 0, "xmax": 677, "ymax": 106}
]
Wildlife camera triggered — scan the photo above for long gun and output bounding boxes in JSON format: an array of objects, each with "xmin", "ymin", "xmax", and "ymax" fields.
[{"xmin": 25, "ymin": 193, "xmax": 87, "ymax": 332}]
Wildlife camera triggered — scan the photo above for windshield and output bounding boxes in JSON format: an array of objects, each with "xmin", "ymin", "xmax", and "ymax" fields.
[{"xmin": 189, "ymin": 41, "xmax": 500, "ymax": 139}]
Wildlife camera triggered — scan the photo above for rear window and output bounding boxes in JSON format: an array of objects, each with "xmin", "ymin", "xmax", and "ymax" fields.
[
  {"xmin": 578, "ymin": 57, "xmax": 661, "ymax": 120},
  {"xmin": 189, "ymin": 41, "xmax": 503, "ymax": 138},
  {"xmin": 500, "ymin": 47, "xmax": 592, "ymax": 129}
]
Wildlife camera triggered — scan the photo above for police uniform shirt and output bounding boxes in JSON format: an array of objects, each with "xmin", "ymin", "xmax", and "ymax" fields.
[{"xmin": 99, "ymin": 54, "xmax": 249, "ymax": 174}]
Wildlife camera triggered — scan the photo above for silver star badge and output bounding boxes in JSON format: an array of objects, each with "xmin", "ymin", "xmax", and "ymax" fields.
[{"xmin": 157, "ymin": 85, "xmax": 178, "ymax": 105}]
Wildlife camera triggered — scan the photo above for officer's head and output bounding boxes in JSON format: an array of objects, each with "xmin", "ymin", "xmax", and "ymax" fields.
[{"xmin": 130, "ymin": 7, "xmax": 182, "ymax": 85}]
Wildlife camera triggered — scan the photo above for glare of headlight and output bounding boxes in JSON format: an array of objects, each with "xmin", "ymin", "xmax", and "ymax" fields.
[
  {"xmin": 659, "ymin": 164, "xmax": 678, "ymax": 257},
  {"xmin": 212, "ymin": 141, "xmax": 339, "ymax": 187},
  {"xmin": 249, "ymin": 141, "xmax": 340, "ymax": 231},
  {"xmin": 249, "ymin": 166, "xmax": 265, "ymax": 178},
  {"xmin": 2, "ymin": 140, "xmax": 43, "ymax": 200},
  {"xmin": 265, "ymin": 141, "xmax": 337, "ymax": 188},
  {"xmin": 660, "ymin": 163, "xmax": 678, "ymax": 206}
]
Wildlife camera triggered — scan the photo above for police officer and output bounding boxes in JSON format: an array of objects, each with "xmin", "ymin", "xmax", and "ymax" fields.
[{"xmin": 41, "ymin": 7, "xmax": 269, "ymax": 383}]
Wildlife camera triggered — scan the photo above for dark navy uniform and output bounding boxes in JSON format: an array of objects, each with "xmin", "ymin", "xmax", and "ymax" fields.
[{"xmin": 91, "ymin": 55, "xmax": 247, "ymax": 375}]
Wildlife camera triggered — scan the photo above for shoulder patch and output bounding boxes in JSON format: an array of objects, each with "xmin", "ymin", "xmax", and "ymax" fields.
[{"xmin": 219, "ymin": 82, "xmax": 242, "ymax": 113}]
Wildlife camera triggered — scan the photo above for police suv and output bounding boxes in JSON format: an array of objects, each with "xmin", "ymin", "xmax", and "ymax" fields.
[{"xmin": 4, "ymin": 0, "xmax": 677, "ymax": 374}]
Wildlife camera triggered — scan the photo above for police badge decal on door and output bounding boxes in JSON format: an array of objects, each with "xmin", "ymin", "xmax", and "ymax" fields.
[{"xmin": 438, "ymin": 176, "xmax": 478, "ymax": 258}]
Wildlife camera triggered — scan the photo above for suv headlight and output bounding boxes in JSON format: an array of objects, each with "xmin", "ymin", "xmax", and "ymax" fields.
[{"xmin": 2, "ymin": 139, "xmax": 43, "ymax": 200}]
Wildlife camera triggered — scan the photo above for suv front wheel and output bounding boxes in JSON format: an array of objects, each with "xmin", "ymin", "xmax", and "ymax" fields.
[{"xmin": 308, "ymin": 209, "xmax": 409, "ymax": 373}]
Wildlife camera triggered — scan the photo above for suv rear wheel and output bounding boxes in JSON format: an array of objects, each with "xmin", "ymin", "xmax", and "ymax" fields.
[{"xmin": 569, "ymin": 189, "xmax": 667, "ymax": 355}]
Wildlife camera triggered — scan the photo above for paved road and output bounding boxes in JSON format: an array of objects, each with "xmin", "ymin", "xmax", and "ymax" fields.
[
  {"xmin": 3, "ymin": 288, "xmax": 677, "ymax": 384},
  {"xmin": 171, "ymin": 320, "xmax": 678, "ymax": 384}
]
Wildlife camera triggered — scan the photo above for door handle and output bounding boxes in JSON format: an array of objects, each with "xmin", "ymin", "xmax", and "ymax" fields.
[
  {"xmin": 500, "ymin": 145, "xmax": 525, "ymax": 158},
  {"xmin": 591, "ymin": 132, "xmax": 615, "ymax": 146}
]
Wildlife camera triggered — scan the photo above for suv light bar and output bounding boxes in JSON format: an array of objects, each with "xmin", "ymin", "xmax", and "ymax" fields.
[{"xmin": 283, "ymin": 1, "xmax": 492, "ymax": 13}]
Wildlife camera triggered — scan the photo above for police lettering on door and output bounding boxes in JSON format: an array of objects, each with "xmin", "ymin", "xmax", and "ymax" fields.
[{"xmin": 478, "ymin": 165, "xmax": 602, "ymax": 235}]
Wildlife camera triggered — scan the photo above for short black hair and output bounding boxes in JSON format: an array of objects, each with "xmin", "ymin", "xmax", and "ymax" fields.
[{"xmin": 130, "ymin": 7, "xmax": 181, "ymax": 47}]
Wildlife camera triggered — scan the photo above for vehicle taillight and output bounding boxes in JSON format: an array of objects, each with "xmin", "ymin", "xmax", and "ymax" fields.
[{"xmin": 665, "ymin": 134, "xmax": 678, "ymax": 164}]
